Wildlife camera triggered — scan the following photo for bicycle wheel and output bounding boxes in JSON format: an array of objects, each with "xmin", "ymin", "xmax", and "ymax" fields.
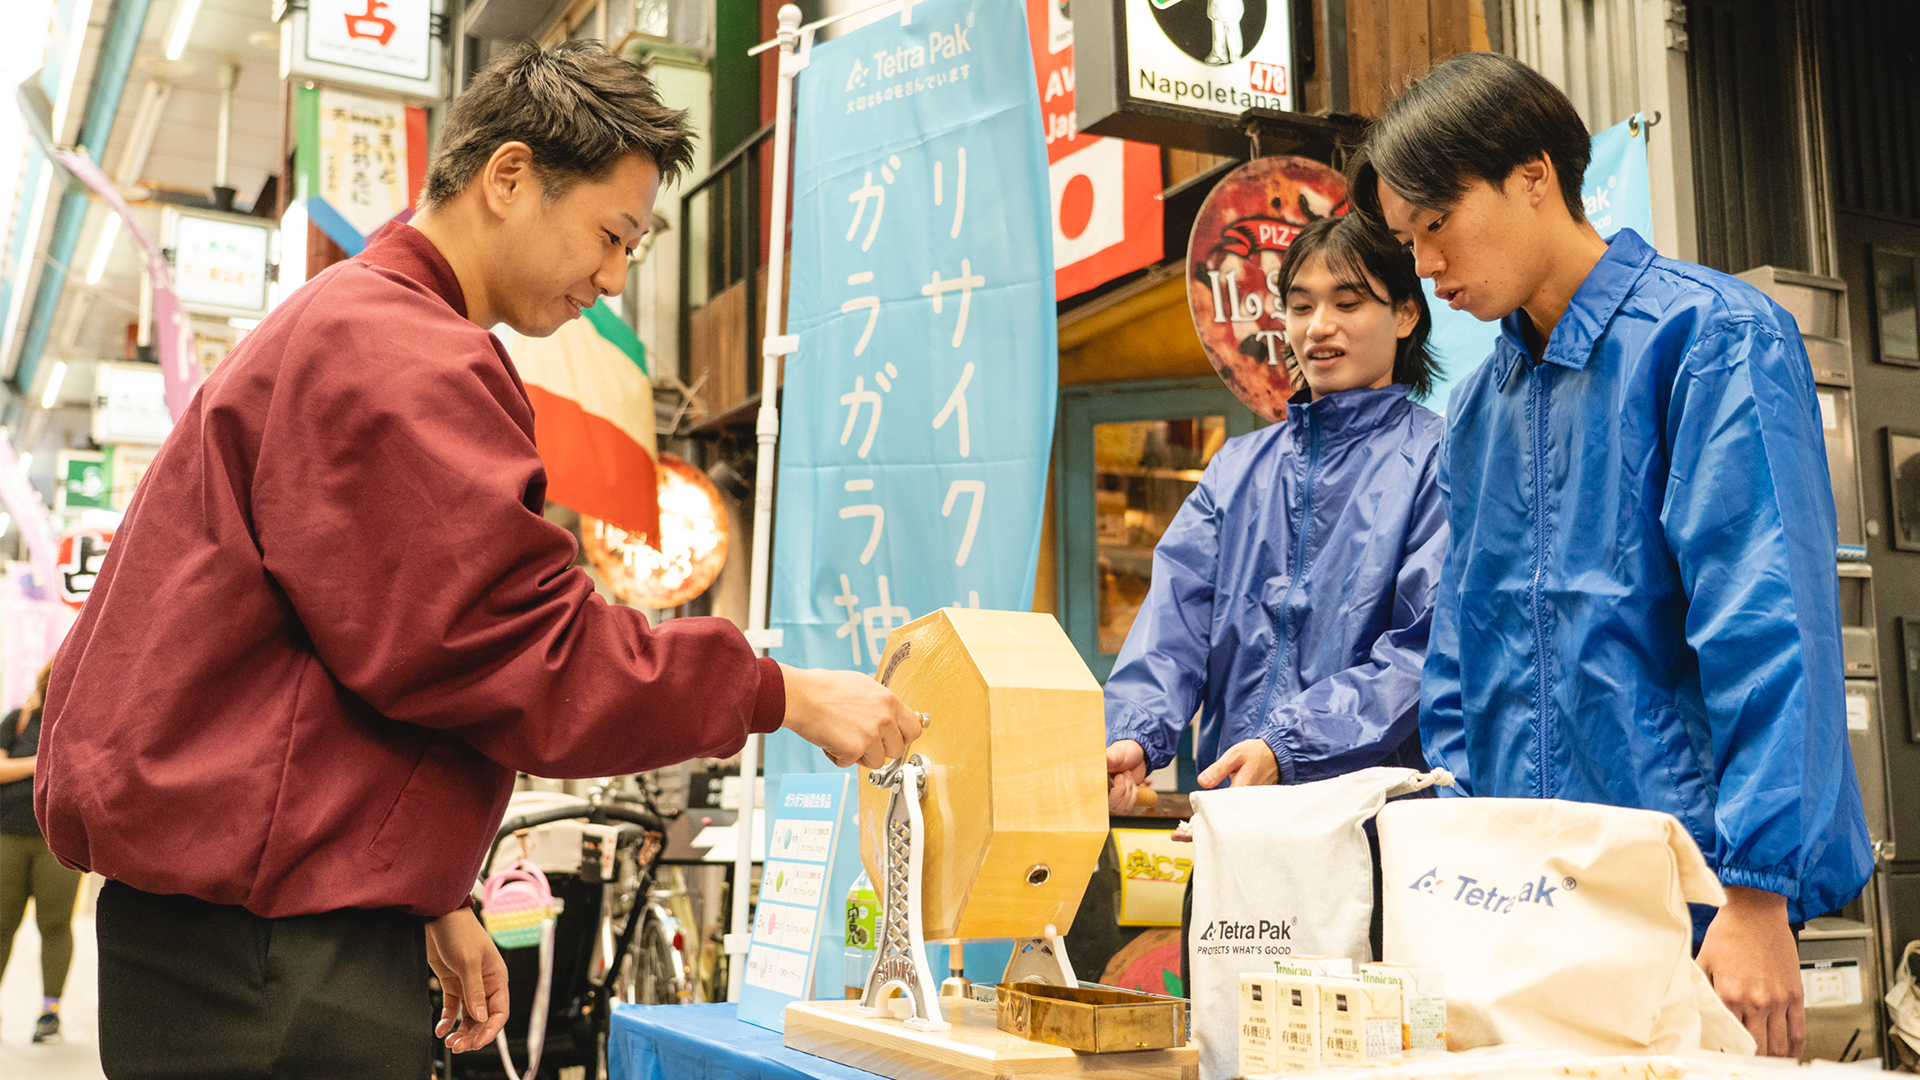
[{"xmin": 613, "ymin": 907, "xmax": 687, "ymax": 1005}]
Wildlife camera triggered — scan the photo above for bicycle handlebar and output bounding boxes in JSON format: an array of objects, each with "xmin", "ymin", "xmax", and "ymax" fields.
[{"xmin": 493, "ymin": 802, "xmax": 668, "ymax": 842}]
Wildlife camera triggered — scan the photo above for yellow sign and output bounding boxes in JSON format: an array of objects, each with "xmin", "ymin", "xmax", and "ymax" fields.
[{"xmin": 1113, "ymin": 827, "xmax": 1192, "ymax": 927}]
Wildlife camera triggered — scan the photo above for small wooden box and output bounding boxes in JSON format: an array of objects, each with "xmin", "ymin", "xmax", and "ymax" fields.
[{"xmin": 995, "ymin": 982, "xmax": 1188, "ymax": 1054}]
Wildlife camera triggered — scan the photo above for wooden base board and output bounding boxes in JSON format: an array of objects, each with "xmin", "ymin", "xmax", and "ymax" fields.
[{"xmin": 783, "ymin": 998, "xmax": 1198, "ymax": 1079}]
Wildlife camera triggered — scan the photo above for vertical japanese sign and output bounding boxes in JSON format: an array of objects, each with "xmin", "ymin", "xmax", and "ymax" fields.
[
  {"xmin": 771, "ymin": 0, "xmax": 1057, "ymax": 673},
  {"xmin": 294, "ymin": 86, "xmax": 429, "ymax": 255},
  {"xmin": 1027, "ymin": 0, "xmax": 1162, "ymax": 300}
]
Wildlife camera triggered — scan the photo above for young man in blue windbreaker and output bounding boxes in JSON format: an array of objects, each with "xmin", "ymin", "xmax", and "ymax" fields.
[
  {"xmin": 1356, "ymin": 52, "xmax": 1872, "ymax": 1059},
  {"xmin": 1104, "ymin": 214, "xmax": 1447, "ymax": 811}
]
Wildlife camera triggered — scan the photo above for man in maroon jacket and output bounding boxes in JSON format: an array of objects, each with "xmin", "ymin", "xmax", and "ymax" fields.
[{"xmin": 35, "ymin": 42, "xmax": 919, "ymax": 1079}]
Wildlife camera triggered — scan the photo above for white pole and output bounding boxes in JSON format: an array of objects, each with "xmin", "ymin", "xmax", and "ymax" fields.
[
  {"xmin": 727, "ymin": 2, "xmax": 805, "ymax": 1005},
  {"xmin": 215, "ymin": 62, "xmax": 237, "ymax": 190}
]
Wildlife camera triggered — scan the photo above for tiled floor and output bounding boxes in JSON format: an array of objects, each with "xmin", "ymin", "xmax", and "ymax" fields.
[{"xmin": 0, "ymin": 901, "xmax": 105, "ymax": 1079}]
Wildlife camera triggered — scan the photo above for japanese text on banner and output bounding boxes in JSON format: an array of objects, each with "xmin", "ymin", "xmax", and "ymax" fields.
[{"xmin": 770, "ymin": 0, "xmax": 1057, "ymax": 672}]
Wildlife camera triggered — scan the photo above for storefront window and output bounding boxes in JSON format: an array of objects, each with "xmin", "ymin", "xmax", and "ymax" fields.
[
  {"xmin": 1057, "ymin": 378, "xmax": 1262, "ymax": 683},
  {"xmin": 1093, "ymin": 418, "xmax": 1225, "ymax": 654}
]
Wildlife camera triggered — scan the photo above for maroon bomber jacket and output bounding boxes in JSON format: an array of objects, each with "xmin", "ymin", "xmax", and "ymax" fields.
[{"xmin": 36, "ymin": 225, "xmax": 783, "ymax": 918}]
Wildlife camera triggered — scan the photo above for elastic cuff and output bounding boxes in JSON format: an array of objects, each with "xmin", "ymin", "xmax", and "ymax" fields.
[
  {"xmin": 1717, "ymin": 865, "xmax": 1797, "ymax": 901},
  {"xmin": 1263, "ymin": 730, "xmax": 1298, "ymax": 786},
  {"xmin": 1109, "ymin": 726, "xmax": 1173, "ymax": 772},
  {"xmin": 749, "ymin": 657, "xmax": 786, "ymax": 735}
]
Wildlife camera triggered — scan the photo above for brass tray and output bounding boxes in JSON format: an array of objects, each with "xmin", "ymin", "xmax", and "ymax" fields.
[{"xmin": 994, "ymin": 982, "xmax": 1188, "ymax": 1054}]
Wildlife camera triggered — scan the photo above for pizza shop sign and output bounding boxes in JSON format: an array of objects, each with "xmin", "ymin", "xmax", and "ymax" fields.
[
  {"xmin": 1186, "ymin": 155, "xmax": 1348, "ymax": 423},
  {"xmin": 1072, "ymin": 0, "xmax": 1297, "ymax": 152}
]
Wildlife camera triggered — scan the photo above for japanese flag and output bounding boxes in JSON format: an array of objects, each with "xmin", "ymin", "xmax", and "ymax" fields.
[{"xmin": 1049, "ymin": 137, "xmax": 1129, "ymax": 269}]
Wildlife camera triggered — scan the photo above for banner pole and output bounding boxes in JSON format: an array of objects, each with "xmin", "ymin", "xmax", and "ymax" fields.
[{"xmin": 729, "ymin": 2, "xmax": 805, "ymax": 1005}]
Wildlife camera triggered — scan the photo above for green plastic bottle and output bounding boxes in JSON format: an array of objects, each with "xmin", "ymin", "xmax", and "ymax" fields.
[{"xmin": 843, "ymin": 870, "xmax": 877, "ymax": 999}]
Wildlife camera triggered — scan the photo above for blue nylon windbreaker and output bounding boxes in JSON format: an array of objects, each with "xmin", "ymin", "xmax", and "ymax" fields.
[
  {"xmin": 1106, "ymin": 384, "xmax": 1447, "ymax": 782},
  {"xmin": 1421, "ymin": 229, "xmax": 1872, "ymax": 926}
]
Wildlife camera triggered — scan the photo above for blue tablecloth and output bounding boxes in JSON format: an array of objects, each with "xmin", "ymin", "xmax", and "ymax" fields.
[{"xmin": 608, "ymin": 1003, "xmax": 886, "ymax": 1080}]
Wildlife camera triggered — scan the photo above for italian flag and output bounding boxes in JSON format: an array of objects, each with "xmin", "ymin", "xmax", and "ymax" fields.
[{"xmin": 510, "ymin": 301, "xmax": 661, "ymax": 545}]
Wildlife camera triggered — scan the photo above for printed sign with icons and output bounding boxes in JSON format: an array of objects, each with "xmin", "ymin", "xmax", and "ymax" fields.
[
  {"xmin": 166, "ymin": 208, "xmax": 271, "ymax": 318},
  {"xmin": 737, "ymin": 773, "xmax": 850, "ymax": 1032},
  {"xmin": 55, "ymin": 449, "xmax": 111, "ymax": 514}
]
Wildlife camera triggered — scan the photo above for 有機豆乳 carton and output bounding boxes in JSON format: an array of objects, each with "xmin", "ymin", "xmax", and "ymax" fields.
[
  {"xmin": 1240, "ymin": 973, "xmax": 1281, "ymax": 1076},
  {"xmin": 1245, "ymin": 972, "xmax": 1348, "ymax": 1073},
  {"xmin": 1360, "ymin": 962, "xmax": 1447, "ymax": 1054},
  {"xmin": 1272, "ymin": 975, "xmax": 1329, "ymax": 1071}
]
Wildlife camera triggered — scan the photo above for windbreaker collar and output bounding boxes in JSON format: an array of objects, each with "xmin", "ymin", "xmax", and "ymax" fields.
[
  {"xmin": 1491, "ymin": 227, "xmax": 1658, "ymax": 385},
  {"xmin": 1283, "ymin": 383, "xmax": 1412, "ymax": 441}
]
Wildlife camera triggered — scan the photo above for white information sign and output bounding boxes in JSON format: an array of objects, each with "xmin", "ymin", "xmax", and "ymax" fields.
[
  {"xmin": 92, "ymin": 362, "xmax": 173, "ymax": 447},
  {"xmin": 282, "ymin": 0, "xmax": 443, "ymax": 99},
  {"xmin": 169, "ymin": 210, "xmax": 272, "ymax": 316},
  {"xmin": 305, "ymin": 0, "xmax": 432, "ymax": 81}
]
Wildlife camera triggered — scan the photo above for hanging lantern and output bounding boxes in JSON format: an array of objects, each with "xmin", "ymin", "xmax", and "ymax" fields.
[{"xmin": 581, "ymin": 453, "xmax": 728, "ymax": 609}]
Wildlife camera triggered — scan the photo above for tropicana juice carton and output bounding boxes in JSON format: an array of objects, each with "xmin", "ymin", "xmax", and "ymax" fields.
[
  {"xmin": 1319, "ymin": 977, "xmax": 1402, "ymax": 1064},
  {"xmin": 1360, "ymin": 962, "xmax": 1447, "ymax": 1054}
]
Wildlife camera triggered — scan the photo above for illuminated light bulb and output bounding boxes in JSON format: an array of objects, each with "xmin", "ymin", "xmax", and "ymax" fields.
[{"xmin": 580, "ymin": 453, "xmax": 729, "ymax": 609}]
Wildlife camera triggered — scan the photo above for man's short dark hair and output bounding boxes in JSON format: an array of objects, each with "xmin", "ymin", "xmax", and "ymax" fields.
[
  {"xmin": 421, "ymin": 41, "xmax": 696, "ymax": 208},
  {"xmin": 1349, "ymin": 52, "xmax": 1589, "ymax": 222},
  {"xmin": 1274, "ymin": 214, "xmax": 1439, "ymax": 399}
]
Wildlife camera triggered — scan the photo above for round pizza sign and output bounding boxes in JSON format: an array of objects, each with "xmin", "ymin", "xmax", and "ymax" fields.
[{"xmin": 1185, "ymin": 156, "xmax": 1349, "ymax": 421}]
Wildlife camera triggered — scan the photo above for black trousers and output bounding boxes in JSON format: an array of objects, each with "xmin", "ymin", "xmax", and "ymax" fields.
[{"xmin": 96, "ymin": 880, "xmax": 435, "ymax": 1080}]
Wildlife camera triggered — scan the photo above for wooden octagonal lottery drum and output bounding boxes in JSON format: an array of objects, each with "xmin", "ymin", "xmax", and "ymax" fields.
[{"xmin": 857, "ymin": 608, "xmax": 1108, "ymax": 942}]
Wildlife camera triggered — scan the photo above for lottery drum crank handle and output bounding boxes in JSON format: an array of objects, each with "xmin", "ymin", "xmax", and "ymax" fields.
[{"xmin": 869, "ymin": 640, "xmax": 931, "ymax": 788}]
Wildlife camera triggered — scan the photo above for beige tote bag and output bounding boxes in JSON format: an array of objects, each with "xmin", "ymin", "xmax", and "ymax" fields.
[{"xmin": 1377, "ymin": 797, "xmax": 1756, "ymax": 1057}]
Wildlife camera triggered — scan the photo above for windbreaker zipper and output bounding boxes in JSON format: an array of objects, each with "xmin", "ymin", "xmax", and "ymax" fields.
[
  {"xmin": 1253, "ymin": 410, "xmax": 1319, "ymax": 761},
  {"xmin": 1528, "ymin": 366, "xmax": 1555, "ymax": 799}
]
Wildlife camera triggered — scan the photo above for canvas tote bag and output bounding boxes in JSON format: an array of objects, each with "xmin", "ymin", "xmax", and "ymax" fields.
[
  {"xmin": 1377, "ymin": 797, "xmax": 1756, "ymax": 1057},
  {"xmin": 1188, "ymin": 766, "xmax": 1452, "ymax": 1080}
]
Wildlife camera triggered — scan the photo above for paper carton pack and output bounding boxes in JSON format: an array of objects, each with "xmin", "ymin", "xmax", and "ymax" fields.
[
  {"xmin": 1361, "ymin": 962, "xmax": 1447, "ymax": 1055},
  {"xmin": 1320, "ymin": 978, "xmax": 1403, "ymax": 1064},
  {"xmin": 1239, "ymin": 973, "xmax": 1282, "ymax": 1076},
  {"xmin": 1271, "ymin": 975, "xmax": 1328, "ymax": 1071}
]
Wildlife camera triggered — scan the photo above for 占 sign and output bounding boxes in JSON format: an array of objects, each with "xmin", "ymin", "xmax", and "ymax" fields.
[{"xmin": 280, "ymin": 0, "xmax": 444, "ymax": 99}]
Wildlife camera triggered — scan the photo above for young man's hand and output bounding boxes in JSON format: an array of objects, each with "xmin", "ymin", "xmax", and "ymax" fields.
[
  {"xmin": 1696, "ymin": 885, "xmax": 1804, "ymax": 1057},
  {"xmin": 1197, "ymin": 738, "xmax": 1279, "ymax": 789},
  {"xmin": 426, "ymin": 906, "xmax": 510, "ymax": 1053},
  {"xmin": 1107, "ymin": 740, "xmax": 1149, "ymax": 813},
  {"xmin": 779, "ymin": 665, "xmax": 922, "ymax": 769}
]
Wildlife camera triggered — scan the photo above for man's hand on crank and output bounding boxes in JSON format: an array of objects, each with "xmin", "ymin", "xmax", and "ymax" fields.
[{"xmin": 780, "ymin": 665, "xmax": 922, "ymax": 769}]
